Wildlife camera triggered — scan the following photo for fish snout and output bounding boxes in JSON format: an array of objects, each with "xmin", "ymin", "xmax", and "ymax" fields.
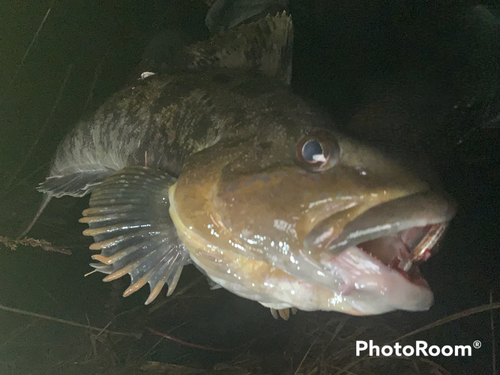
[{"xmin": 304, "ymin": 191, "xmax": 456, "ymax": 286}]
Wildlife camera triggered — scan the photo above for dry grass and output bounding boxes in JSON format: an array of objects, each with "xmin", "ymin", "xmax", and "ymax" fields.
[
  {"xmin": 0, "ymin": 235, "xmax": 71, "ymax": 255},
  {"xmin": 0, "ymin": 293, "xmax": 498, "ymax": 375}
]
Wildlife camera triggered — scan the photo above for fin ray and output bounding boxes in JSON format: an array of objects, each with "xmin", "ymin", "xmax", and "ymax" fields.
[
  {"xmin": 179, "ymin": 11, "xmax": 293, "ymax": 85},
  {"xmin": 38, "ymin": 169, "xmax": 113, "ymax": 198},
  {"xmin": 82, "ymin": 167, "xmax": 189, "ymax": 304}
]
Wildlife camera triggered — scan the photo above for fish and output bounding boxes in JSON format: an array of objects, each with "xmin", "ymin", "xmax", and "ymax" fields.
[{"xmin": 23, "ymin": 11, "xmax": 456, "ymax": 316}]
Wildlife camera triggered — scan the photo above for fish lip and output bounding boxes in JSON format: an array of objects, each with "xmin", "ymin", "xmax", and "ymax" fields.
[
  {"xmin": 304, "ymin": 191, "xmax": 457, "ymax": 257},
  {"xmin": 330, "ymin": 245, "xmax": 435, "ymax": 312},
  {"xmin": 304, "ymin": 191, "xmax": 455, "ymax": 309}
]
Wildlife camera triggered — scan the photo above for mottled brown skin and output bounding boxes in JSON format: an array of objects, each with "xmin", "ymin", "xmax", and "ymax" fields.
[{"xmin": 44, "ymin": 69, "xmax": 325, "ymax": 193}]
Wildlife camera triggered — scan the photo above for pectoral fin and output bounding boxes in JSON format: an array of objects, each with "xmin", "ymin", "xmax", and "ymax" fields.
[{"xmin": 80, "ymin": 167, "xmax": 189, "ymax": 304}]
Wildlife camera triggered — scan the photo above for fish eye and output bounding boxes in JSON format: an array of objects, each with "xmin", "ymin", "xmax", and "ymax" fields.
[
  {"xmin": 302, "ymin": 140, "xmax": 324, "ymax": 163},
  {"xmin": 295, "ymin": 130, "xmax": 340, "ymax": 172}
]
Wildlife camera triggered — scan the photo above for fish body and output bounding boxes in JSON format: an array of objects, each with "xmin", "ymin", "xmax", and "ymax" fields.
[{"xmin": 30, "ymin": 12, "xmax": 455, "ymax": 315}]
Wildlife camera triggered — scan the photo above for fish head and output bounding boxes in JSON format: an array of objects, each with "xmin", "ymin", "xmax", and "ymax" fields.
[{"xmin": 169, "ymin": 115, "xmax": 456, "ymax": 315}]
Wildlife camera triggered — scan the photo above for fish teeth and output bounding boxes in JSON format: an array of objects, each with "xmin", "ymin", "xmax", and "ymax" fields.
[{"xmin": 399, "ymin": 259, "xmax": 413, "ymax": 272}]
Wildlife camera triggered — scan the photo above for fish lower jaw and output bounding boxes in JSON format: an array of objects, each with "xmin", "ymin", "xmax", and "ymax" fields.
[
  {"xmin": 173, "ymin": 227, "xmax": 366, "ymax": 313},
  {"xmin": 348, "ymin": 222, "xmax": 448, "ymax": 288},
  {"xmin": 169, "ymin": 192, "xmax": 434, "ymax": 313},
  {"xmin": 323, "ymin": 245, "xmax": 434, "ymax": 313},
  {"xmin": 259, "ymin": 302, "xmax": 294, "ymax": 310}
]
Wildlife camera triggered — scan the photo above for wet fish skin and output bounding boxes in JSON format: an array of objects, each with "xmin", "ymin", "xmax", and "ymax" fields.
[
  {"xmin": 32, "ymin": 12, "xmax": 455, "ymax": 315},
  {"xmin": 167, "ymin": 120, "xmax": 449, "ymax": 313}
]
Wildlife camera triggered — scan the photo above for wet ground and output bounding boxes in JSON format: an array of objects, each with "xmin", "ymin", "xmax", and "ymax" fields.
[{"xmin": 1, "ymin": 1, "xmax": 499, "ymax": 374}]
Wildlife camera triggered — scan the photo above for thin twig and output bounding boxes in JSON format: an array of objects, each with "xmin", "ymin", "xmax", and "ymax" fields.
[
  {"xmin": 0, "ymin": 303, "xmax": 141, "ymax": 339},
  {"xmin": 295, "ymin": 316, "xmax": 342, "ymax": 375},
  {"xmin": 0, "ymin": 162, "xmax": 49, "ymax": 200},
  {"xmin": 146, "ymin": 327, "xmax": 233, "ymax": 352},
  {"xmin": 0, "ymin": 7, "xmax": 52, "ymax": 105},
  {"xmin": 389, "ymin": 302, "xmax": 500, "ymax": 344},
  {"xmin": 5, "ymin": 64, "xmax": 74, "ymax": 191},
  {"xmin": 491, "ymin": 291, "xmax": 497, "ymax": 375},
  {"xmin": 82, "ymin": 54, "xmax": 107, "ymax": 114},
  {"xmin": 0, "ymin": 322, "xmax": 37, "ymax": 349},
  {"xmin": 306, "ymin": 316, "xmax": 349, "ymax": 374},
  {"xmin": 334, "ymin": 355, "xmax": 451, "ymax": 375},
  {"xmin": 0, "ymin": 235, "xmax": 71, "ymax": 255}
]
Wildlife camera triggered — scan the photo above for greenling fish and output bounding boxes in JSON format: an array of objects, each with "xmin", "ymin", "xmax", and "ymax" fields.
[{"xmin": 24, "ymin": 12, "xmax": 456, "ymax": 316}]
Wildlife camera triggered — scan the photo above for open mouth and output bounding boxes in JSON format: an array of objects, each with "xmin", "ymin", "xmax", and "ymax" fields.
[
  {"xmin": 355, "ymin": 223, "xmax": 447, "ymax": 286},
  {"xmin": 304, "ymin": 191, "xmax": 456, "ymax": 285}
]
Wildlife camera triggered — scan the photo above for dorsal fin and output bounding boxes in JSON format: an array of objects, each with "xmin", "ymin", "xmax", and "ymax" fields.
[
  {"xmin": 205, "ymin": 0, "xmax": 289, "ymax": 35},
  {"xmin": 177, "ymin": 11, "xmax": 293, "ymax": 85}
]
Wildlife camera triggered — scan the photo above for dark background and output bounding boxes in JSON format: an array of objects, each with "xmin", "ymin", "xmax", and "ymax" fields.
[{"xmin": 0, "ymin": 1, "xmax": 499, "ymax": 374}]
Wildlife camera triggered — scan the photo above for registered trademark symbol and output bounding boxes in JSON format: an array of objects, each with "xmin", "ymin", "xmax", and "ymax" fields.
[{"xmin": 473, "ymin": 340, "xmax": 481, "ymax": 349}]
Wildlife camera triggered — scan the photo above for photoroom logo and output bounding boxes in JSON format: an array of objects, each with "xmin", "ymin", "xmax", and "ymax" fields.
[{"xmin": 356, "ymin": 340, "xmax": 481, "ymax": 357}]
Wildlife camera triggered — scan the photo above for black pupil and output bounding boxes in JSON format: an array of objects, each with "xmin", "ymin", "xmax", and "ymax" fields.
[{"xmin": 302, "ymin": 139, "xmax": 324, "ymax": 163}]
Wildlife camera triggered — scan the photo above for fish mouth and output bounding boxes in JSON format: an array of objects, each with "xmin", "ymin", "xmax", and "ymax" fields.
[{"xmin": 304, "ymin": 191, "xmax": 457, "ymax": 286}]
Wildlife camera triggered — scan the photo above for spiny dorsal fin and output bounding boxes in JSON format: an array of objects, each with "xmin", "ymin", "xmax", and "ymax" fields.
[
  {"xmin": 178, "ymin": 11, "xmax": 293, "ymax": 85},
  {"xmin": 205, "ymin": 0, "xmax": 289, "ymax": 35}
]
